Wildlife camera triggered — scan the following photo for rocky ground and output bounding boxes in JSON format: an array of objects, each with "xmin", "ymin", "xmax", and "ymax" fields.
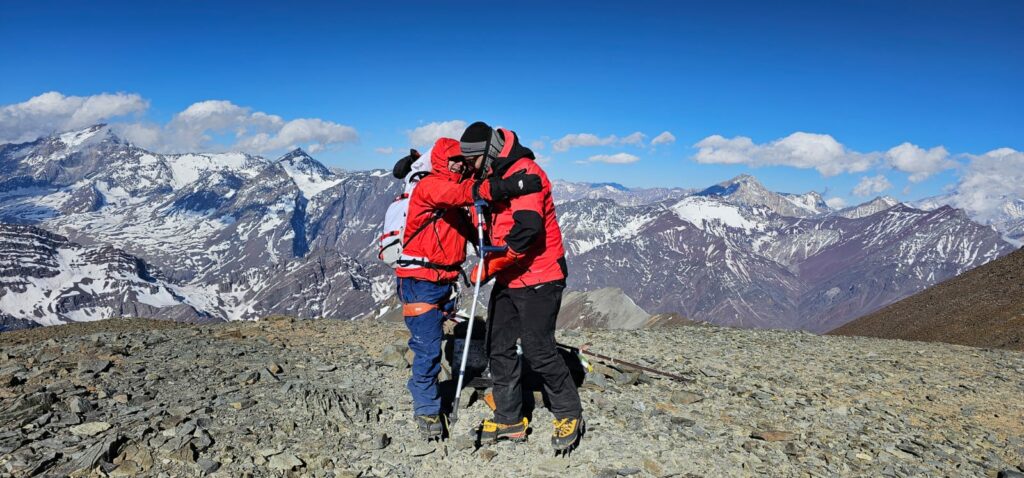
[{"xmin": 1, "ymin": 317, "xmax": 1023, "ymax": 477}]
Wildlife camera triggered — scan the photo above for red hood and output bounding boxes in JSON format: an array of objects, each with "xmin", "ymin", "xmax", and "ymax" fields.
[{"xmin": 430, "ymin": 137, "xmax": 463, "ymax": 182}]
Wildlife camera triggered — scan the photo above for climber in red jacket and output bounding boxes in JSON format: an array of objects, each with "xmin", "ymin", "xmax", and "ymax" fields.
[
  {"xmin": 459, "ymin": 122, "xmax": 584, "ymax": 452},
  {"xmin": 393, "ymin": 137, "xmax": 541, "ymax": 440}
]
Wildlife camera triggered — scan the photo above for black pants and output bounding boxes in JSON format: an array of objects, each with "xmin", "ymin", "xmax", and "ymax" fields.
[{"xmin": 487, "ymin": 280, "xmax": 582, "ymax": 423}]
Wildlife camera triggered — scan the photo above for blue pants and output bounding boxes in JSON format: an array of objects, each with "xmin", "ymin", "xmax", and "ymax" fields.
[{"xmin": 397, "ymin": 277, "xmax": 452, "ymax": 416}]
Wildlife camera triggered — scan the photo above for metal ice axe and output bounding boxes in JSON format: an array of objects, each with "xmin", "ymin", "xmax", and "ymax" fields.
[{"xmin": 450, "ymin": 199, "xmax": 506, "ymax": 424}]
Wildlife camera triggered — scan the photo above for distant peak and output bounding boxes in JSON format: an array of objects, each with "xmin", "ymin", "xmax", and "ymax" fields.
[
  {"xmin": 697, "ymin": 174, "xmax": 765, "ymax": 198},
  {"xmin": 55, "ymin": 123, "xmax": 115, "ymax": 148},
  {"xmin": 590, "ymin": 182, "xmax": 629, "ymax": 191},
  {"xmin": 862, "ymin": 196, "xmax": 899, "ymax": 208},
  {"xmin": 279, "ymin": 147, "xmax": 311, "ymax": 161},
  {"xmin": 722, "ymin": 174, "xmax": 767, "ymax": 191},
  {"xmin": 58, "ymin": 123, "xmax": 109, "ymax": 136},
  {"xmin": 729, "ymin": 173, "xmax": 758, "ymax": 183}
]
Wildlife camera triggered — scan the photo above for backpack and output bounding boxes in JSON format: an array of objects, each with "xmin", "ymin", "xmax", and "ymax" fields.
[{"xmin": 378, "ymin": 150, "xmax": 433, "ymax": 268}]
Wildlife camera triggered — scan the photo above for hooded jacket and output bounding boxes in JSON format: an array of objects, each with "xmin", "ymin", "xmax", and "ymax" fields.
[
  {"xmin": 396, "ymin": 138, "xmax": 479, "ymax": 283},
  {"xmin": 485, "ymin": 129, "xmax": 568, "ymax": 288}
]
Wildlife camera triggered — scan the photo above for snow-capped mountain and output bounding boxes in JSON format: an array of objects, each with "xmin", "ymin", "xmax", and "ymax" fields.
[
  {"xmin": 914, "ymin": 193, "xmax": 1024, "ymax": 246},
  {"xmin": 551, "ymin": 180, "xmax": 692, "ymax": 206},
  {"xmin": 558, "ymin": 181, "xmax": 1012, "ymax": 332},
  {"xmin": 836, "ymin": 196, "xmax": 899, "ymax": 219},
  {"xmin": 0, "ymin": 126, "xmax": 1016, "ymax": 331},
  {"xmin": 0, "ymin": 125, "xmax": 394, "ymax": 325},
  {"xmin": 695, "ymin": 174, "xmax": 831, "ymax": 217},
  {"xmin": 0, "ymin": 224, "xmax": 216, "ymax": 330}
]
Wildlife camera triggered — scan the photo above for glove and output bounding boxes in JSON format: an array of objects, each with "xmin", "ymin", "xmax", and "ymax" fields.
[
  {"xmin": 483, "ymin": 169, "xmax": 543, "ymax": 201},
  {"xmin": 470, "ymin": 250, "xmax": 525, "ymax": 285},
  {"xmin": 392, "ymin": 149, "xmax": 421, "ymax": 179}
]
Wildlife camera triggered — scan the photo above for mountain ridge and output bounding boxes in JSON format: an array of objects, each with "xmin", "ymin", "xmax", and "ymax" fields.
[
  {"xmin": 830, "ymin": 246, "xmax": 1024, "ymax": 350},
  {"xmin": 0, "ymin": 125, "xmax": 1016, "ymax": 331}
]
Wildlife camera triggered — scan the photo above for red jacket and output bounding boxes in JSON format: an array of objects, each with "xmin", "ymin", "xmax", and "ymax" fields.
[
  {"xmin": 488, "ymin": 157, "xmax": 567, "ymax": 288},
  {"xmin": 396, "ymin": 138, "xmax": 477, "ymax": 283}
]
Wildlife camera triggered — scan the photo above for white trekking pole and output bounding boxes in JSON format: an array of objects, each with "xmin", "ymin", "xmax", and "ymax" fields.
[{"xmin": 450, "ymin": 199, "xmax": 489, "ymax": 424}]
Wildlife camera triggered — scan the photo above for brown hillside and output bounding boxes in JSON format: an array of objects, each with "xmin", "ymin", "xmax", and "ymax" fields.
[{"xmin": 829, "ymin": 247, "xmax": 1024, "ymax": 351}]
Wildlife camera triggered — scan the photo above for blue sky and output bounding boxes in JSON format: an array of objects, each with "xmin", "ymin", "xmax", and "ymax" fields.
[{"xmin": 1, "ymin": 1, "xmax": 1021, "ymax": 207}]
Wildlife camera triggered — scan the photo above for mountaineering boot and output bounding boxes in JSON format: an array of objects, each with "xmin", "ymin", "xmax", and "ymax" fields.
[
  {"xmin": 551, "ymin": 416, "xmax": 584, "ymax": 452},
  {"xmin": 476, "ymin": 417, "xmax": 529, "ymax": 444},
  {"xmin": 414, "ymin": 414, "xmax": 445, "ymax": 440}
]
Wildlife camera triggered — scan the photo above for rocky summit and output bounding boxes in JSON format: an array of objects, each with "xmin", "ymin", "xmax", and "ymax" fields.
[{"xmin": 1, "ymin": 318, "xmax": 1023, "ymax": 477}]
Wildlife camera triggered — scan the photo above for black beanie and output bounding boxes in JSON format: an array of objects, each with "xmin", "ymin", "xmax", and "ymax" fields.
[{"xmin": 460, "ymin": 121, "xmax": 492, "ymax": 143}]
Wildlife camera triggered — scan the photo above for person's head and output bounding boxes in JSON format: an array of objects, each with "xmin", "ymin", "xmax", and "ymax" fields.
[
  {"xmin": 429, "ymin": 137, "xmax": 471, "ymax": 181},
  {"xmin": 447, "ymin": 154, "xmax": 471, "ymax": 175},
  {"xmin": 460, "ymin": 121, "xmax": 496, "ymax": 177},
  {"xmin": 464, "ymin": 154, "xmax": 486, "ymax": 173}
]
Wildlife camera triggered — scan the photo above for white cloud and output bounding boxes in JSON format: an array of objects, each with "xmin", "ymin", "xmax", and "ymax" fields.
[
  {"xmin": 825, "ymin": 197, "xmax": 848, "ymax": 209},
  {"xmin": 0, "ymin": 91, "xmax": 148, "ymax": 144},
  {"xmin": 885, "ymin": 142, "xmax": 956, "ymax": 182},
  {"xmin": 408, "ymin": 120, "xmax": 467, "ymax": 148},
  {"xmin": 375, "ymin": 146, "xmax": 394, "ymax": 155},
  {"xmin": 693, "ymin": 132, "xmax": 878, "ymax": 176},
  {"xmin": 117, "ymin": 99, "xmax": 356, "ymax": 154},
  {"xmin": 852, "ymin": 175, "xmax": 893, "ymax": 197},
  {"xmin": 586, "ymin": 153, "xmax": 640, "ymax": 164},
  {"xmin": 553, "ymin": 133, "xmax": 618, "ymax": 152},
  {"xmin": 650, "ymin": 131, "xmax": 676, "ymax": 146},
  {"xmin": 530, "ymin": 140, "xmax": 546, "ymax": 150},
  {"xmin": 233, "ymin": 117, "xmax": 356, "ymax": 154},
  {"xmin": 551, "ymin": 131, "xmax": 652, "ymax": 152},
  {"xmin": 0, "ymin": 92, "xmax": 359, "ymax": 155},
  {"xmin": 620, "ymin": 132, "xmax": 646, "ymax": 146},
  {"xmin": 947, "ymin": 148, "xmax": 1024, "ymax": 224}
]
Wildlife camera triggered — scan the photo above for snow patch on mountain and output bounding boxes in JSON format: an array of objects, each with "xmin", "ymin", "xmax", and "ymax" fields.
[
  {"xmin": 58, "ymin": 125, "xmax": 105, "ymax": 149},
  {"xmin": 671, "ymin": 196, "xmax": 760, "ymax": 232},
  {"xmin": 277, "ymin": 148, "xmax": 341, "ymax": 199},
  {"xmin": 164, "ymin": 152, "xmax": 263, "ymax": 189},
  {"xmin": 836, "ymin": 196, "xmax": 900, "ymax": 219}
]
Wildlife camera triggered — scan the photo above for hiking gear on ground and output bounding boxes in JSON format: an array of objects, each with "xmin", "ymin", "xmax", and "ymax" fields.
[
  {"xmin": 551, "ymin": 416, "xmax": 584, "ymax": 451},
  {"xmin": 476, "ymin": 417, "xmax": 529, "ymax": 444},
  {"xmin": 487, "ymin": 280, "xmax": 582, "ymax": 424},
  {"xmin": 447, "ymin": 318, "xmax": 490, "ymax": 388},
  {"xmin": 470, "ymin": 249, "xmax": 525, "ymax": 285},
  {"xmin": 487, "ymin": 169, "xmax": 543, "ymax": 201},
  {"xmin": 556, "ymin": 343, "xmax": 690, "ymax": 383},
  {"xmin": 399, "ymin": 277, "xmax": 452, "ymax": 416},
  {"xmin": 415, "ymin": 414, "xmax": 446, "ymax": 440},
  {"xmin": 450, "ymin": 200, "xmax": 489, "ymax": 424},
  {"xmin": 392, "ymin": 149, "xmax": 422, "ymax": 179},
  {"xmin": 485, "ymin": 155, "xmax": 568, "ymax": 288}
]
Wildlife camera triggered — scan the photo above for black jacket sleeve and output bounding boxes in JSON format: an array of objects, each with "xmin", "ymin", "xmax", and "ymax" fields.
[{"xmin": 505, "ymin": 210, "xmax": 543, "ymax": 254}]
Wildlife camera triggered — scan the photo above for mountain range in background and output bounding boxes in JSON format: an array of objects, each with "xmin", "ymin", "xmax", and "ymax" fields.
[{"xmin": 0, "ymin": 125, "xmax": 1019, "ymax": 331}]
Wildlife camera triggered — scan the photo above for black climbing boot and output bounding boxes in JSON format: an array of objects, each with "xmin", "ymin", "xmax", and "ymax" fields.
[{"xmin": 414, "ymin": 414, "xmax": 445, "ymax": 440}]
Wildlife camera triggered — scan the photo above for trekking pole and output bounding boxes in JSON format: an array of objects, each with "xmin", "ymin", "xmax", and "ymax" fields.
[
  {"xmin": 450, "ymin": 199, "xmax": 488, "ymax": 424},
  {"xmin": 556, "ymin": 342, "xmax": 692, "ymax": 383}
]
